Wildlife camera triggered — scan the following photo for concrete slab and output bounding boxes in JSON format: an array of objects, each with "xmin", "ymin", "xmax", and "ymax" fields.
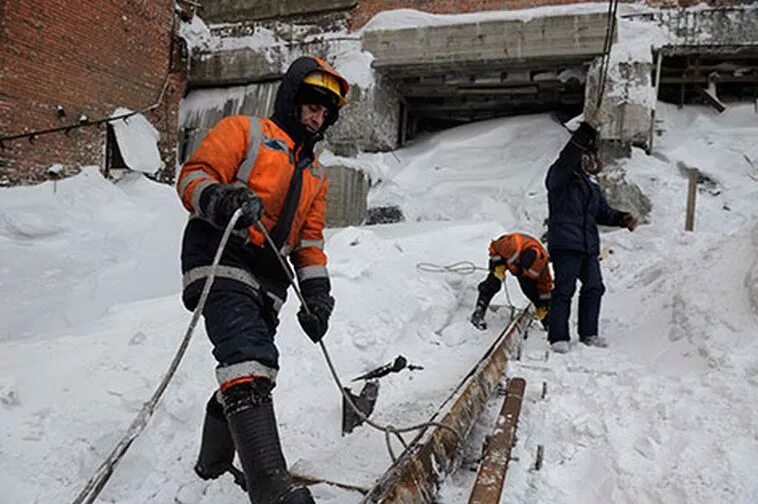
[{"xmin": 362, "ymin": 13, "xmax": 614, "ymax": 78}]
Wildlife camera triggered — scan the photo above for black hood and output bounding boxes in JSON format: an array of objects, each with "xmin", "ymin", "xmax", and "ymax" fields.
[{"xmin": 271, "ymin": 56, "xmax": 340, "ymax": 149}]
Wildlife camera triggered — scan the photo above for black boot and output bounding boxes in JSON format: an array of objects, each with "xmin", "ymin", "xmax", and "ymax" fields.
[
  {"xmin": 222, "ymin": 378, "xmax": 315, "ymax": 504},
  {"xmin": 195, "ymin": 393, "xmax": 248, "ymax": 491},
  {"xmin": 470, "ymin": 302, "xmax": 487, "ymax": 330},
  {"xmin": 471, "ymin": 273, "xmax": 501, "ymax": 330}
]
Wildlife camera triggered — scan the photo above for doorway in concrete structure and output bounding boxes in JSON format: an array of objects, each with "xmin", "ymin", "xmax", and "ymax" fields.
[
  {"xmin": 657, "ymin": 48, "xmax": 758, "ymax": 110},
  {"xmin": 396, "ymin": 63, "xmax": 587, "ymax": 142},
  {"xmin": 361, "ymin": 12, "xmax": 612, "ymax": 145}
]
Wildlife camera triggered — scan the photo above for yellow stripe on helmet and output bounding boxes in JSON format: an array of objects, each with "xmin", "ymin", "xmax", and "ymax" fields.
[{"xmin": 303, "ymin": 71, "xmax": 348, "ymax": 107}]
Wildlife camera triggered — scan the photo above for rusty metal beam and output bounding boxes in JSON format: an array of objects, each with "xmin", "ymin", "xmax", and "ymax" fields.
[
  {"xmin": 360, "ymin": 310, "xmax": 532, "ymax": 504},
  {"xmin": 467, "ymin": 377, "xmax": 526, "ymax": 504}
]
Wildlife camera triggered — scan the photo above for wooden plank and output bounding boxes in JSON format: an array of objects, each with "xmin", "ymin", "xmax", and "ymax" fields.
[
  {"xmin": 685, "ymin": 168, "xmax": 699, "ymax": 232},
  {"xmin": 695, "ymin": 85, "xmax": 726, "ymax": 113},
  {"xmin": 360, "ymin": 310, "xmax": 531, "ymax": 503},
  {"xmin": 467, "ymin": 377, "xmax": 526, "ymax": 504}
]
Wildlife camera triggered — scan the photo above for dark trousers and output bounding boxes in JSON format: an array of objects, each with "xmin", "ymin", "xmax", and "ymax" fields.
[
  {"xmin": 202, "ymin": 288, "xmax": 280, "ymax": 368},
  {"xmin": 517, "ymin": 276, "xmax": 544, "ymax": 308},
  {"xmin": 547, "ymin": 250, "xmax": 605, "ymax": 343}
]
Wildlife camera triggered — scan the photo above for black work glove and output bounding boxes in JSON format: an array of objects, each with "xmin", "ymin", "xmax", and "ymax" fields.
[
  {"xmin": 202, "ymin": 185, "xmax": 264, "ymax": 230},
  {"xmin": 297, "ymin": 278, "xmax": 335, "ymax": 343},
  {"xmin": 617, "ymin": 212, "xmax": 639, "ymax": 231},
  {"xmin": 571, "ymin": 121, "xmax": 598, "ymax": 151}
]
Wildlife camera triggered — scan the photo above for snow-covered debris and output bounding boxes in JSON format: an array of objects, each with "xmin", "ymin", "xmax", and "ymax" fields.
[{"xmin": 110, "ymin": 108, "xmax": 164, "ymax": 175}]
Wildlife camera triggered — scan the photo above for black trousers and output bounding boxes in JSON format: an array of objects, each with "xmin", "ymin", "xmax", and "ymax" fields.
[
  {"xmin": 547, "ymin": 250, "xmax": 605, "ymax": 343},
  {"xmin": 202, "ymin": 288, "xmax": 280, "ymax": 368}
]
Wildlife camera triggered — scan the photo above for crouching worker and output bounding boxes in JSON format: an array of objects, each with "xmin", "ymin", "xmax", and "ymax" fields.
[
  {"xmin": 175, "ymin": 56, "xmax": 349, "ymax": 504},
  {"xmin": 470, "ymin": 232, "xmax": 553, "ymax": 331}
]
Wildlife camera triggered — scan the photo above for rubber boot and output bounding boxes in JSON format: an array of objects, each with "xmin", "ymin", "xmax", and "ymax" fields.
[
  {"xmin": 222, "ymin": 378, "xmax": 315, "ymax": 504},
  {"xmin": 470, "ymin": 302, "xmax": 487, "ymax": 330},
  {"xmin": 195, "ymin": 393, "xmax": 248, "ymax": 491}
]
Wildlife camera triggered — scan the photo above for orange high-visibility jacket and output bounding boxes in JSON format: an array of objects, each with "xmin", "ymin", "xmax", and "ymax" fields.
[
  {"xmin": 489, "ymin": 233, "xmax": 552, "ymax": 294},
  {"xmin": 177, "ymin": 115, "xmax": 328, "ymax": 280}
]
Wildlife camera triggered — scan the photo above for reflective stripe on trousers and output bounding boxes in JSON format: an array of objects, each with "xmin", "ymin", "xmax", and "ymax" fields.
[{"xmin": 182, "ymin": 265, "xmax": 284, "ymax": 312}]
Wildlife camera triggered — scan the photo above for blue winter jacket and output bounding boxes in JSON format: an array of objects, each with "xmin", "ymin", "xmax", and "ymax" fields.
[{"xmin": 545, "ymin": 135, "xmax": 623, "ymax": 255}]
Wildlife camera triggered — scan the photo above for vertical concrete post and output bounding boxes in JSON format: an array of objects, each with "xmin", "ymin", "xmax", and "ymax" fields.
[{"xmin": 685, "ymin": 168, "xmax": 698, "ymax": 231}]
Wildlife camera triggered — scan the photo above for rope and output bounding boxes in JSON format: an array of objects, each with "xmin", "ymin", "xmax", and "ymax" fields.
[
  {"xmin": 70, "ymin": 209, "xmax": 243, "ymax": 504},
  {"xmin": 416, "ymin": 260, "xmax": 488, "ymax": 275},
  {"xmin": 417, "ymin": 260, "xmax": 516, "ymax": 311}
]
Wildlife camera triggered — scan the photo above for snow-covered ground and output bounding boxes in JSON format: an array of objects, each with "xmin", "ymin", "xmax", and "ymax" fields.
[{"xmin": 2, "ymin": 102, "xmax": 757, "ymax": 504}]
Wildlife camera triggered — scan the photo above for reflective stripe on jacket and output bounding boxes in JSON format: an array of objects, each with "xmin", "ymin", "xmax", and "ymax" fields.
[{"xmin": 489, "ymin": 232, "xmax": 552, "ymax": 295}]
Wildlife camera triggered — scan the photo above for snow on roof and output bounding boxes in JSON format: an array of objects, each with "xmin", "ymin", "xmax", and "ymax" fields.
[{"xmin": 360, "ymin": 3, "xmax": 647, "ymax": 32}]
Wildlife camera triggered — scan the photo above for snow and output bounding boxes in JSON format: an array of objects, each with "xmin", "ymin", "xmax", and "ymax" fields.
[
  {"xmin": 360, "ymin": 3, "xmax": 646, "ymax": 32},
  {"xmin": 110, "ymin": 108, "xmax": 164, "ymax": 175},
  {"xmin": 4, "ymin": 4, "xmax": 758, "ymax": 500},
  {"xmin": 328, "ymin": 41, "xmax": 375, "ymax": 91},
  {"xmin": 179, "ymin": 15, "xmax": 211, "ymax": 53},
  {"xmin": 3, "ymin": 101, "xmax": 757, "ymax": 503}
]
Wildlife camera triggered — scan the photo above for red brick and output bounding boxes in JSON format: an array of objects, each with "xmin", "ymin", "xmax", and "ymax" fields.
[{"xmin": 0, "ymin": 0, "xmax": 187, "ymax": 185}]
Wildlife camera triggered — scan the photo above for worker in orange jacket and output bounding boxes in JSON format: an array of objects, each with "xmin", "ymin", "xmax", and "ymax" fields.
[
  {"xmin": 176, "ymin": 56, "xmax": 349, "ymax": 504},
  {"xmin": 470, "ymin": 232, "xmax": 553, "ymax": 331}
]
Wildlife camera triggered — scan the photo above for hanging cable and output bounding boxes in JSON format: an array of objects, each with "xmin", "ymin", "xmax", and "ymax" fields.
[
  {"xmin": 1, "ymin": 66, "xmax": 172, "ymax": 145},
  {"xmin": 596, "ymin": 0, "xmax": 620, "ymax": 109}
]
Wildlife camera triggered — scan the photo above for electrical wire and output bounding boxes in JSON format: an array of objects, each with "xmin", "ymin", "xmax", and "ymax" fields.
[{"xmin": 596, "ymin": 0, "xmax": 620, "ymax": 109}]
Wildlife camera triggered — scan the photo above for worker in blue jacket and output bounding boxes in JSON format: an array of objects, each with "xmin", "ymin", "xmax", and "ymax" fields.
[{"xmin": 545, "ymin": 121, "xmax": 638, "ymax": 353}]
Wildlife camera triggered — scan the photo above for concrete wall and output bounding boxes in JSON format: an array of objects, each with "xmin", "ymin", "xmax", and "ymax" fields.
[
  {"xmin": 201, "ymin": 0, "xmax": 357, "ymax": 23},
  {"xmin": 324, "ymin": 165, "xmax": 370, "ymax": 227},
  {"xmin": 0, "ymin": 0, "xmax": 186, "ymax": 185},
  {"xmin": 635, "ymin": 5, "xmax": 758, "ymax": 46},
  {"xmin": 585, "ymin": 6, "xmax": 758, "ymax": 148},
  {"xmin": 327, "ymin": 79, "xmax": 401, "ymax": 155},
  {"xmin": 190, "ymin": 49, "xmax": 285, "ymax": 88},
  {"xmin": 585, "ymin": 59, "xmax": 655, "ymax": 146},
  {"xmin": 179, "ymin": 82, "xmax": 279, "ymax": 163}
]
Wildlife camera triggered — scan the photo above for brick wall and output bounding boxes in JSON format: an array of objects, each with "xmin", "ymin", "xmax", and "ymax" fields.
[
  {"xmin": 349, "ymin": 0, "xmax": 747, "ymax": 31},
  {"xmin": 0, "ymin": 0, "xmax": 186, "ymax": 185}
]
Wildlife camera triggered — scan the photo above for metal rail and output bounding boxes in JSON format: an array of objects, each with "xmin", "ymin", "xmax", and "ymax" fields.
[
  {"xmin": 360, "ymin": 309, "xmax": 532, "ymax": 503},
  {"xmin": 467, "ymin": 377, "xmax": 526, "ymax": 504}
]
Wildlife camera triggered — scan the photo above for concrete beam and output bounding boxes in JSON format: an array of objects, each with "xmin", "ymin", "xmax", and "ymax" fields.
[
  {"xmin": 189, "ymin": 48, "xmax": 286, "ymax": 88},
  {"xmin": 201, "ymin": 0, "xmax": 357, "ymax": 24},
  {"xmin": 363, "ymin": 13, "xmax": 613, "ymax": 79}
]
